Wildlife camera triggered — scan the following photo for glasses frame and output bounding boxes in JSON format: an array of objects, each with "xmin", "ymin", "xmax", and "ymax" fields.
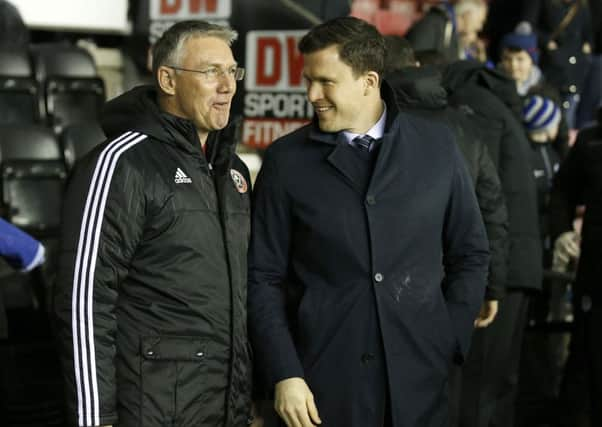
[{"xmin": 166, "ymin": 65, "xmax": 245, "ymax": 81}]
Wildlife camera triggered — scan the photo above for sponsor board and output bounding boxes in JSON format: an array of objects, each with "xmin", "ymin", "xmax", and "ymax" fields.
[
  {"xmin": 149, "ymin": 0, "xmax": 231, "ymax": 43},
  {"xmin": 243, "ymin": 118, "xmax": 309, "ymax": 149},
  {"xmin": 244, "ymin": 30, "xmax": 312, "ymax": 147}
]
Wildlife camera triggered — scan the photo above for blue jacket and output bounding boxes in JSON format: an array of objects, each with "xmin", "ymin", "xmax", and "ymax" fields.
[
  {"xmin": 0, "ymin": 218, "xmax": 44, "ymax": 271},
  {"xmin": 248, "ymin": 86, "xmax": 490, "ymax": 427}
]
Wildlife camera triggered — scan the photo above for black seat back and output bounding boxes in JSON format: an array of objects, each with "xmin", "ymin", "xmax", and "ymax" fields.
[
  {"xmin": 0, "ymin": 125, "xmax": 62, "ymax": 161},
  {"xmin": 31, "ymin": 44, "xmax": 97, "ymax": 82},
  {"xmin": 0, "ymin": 126, "xmax": 65, "ymax": 235},
  {"xmin": 0, "ymin": 48, "xmax": 33, "ymax": 77},
  {"xmin": 60, "ymin": 121, "xmax": 105, "ymax": 169},
  {"xmin": 46, "ymin": 77, "xmax": 105, "ymax": 132}
]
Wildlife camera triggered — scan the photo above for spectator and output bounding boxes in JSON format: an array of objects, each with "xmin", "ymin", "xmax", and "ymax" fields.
[
  {"xmin": 498, "ymin": 25, "xmax": 570, "ymax": 154},
  {"xmin": 443, "ymin": 60, "xmax": 542, "ymax": 427},
  {"xmin": 575, "ymin": 0, "xmax": 602, "ymax": 128},
  {"xmin": 385, "ymin": 36, "xmax": 508, "ymax": 330},
  {"xmin": 549, "ymin": 106, "xmax": 602, "ymax": 427},
  {"xmin": 0, "ymin": 218, "xmax": 45, "ymax": 338},
  {"xmin": 522, "ymin": 0, "xmax": 593, "ymax": 129},
  {"xmin": 0, "ymin": 218, "xmax": 45, "ymax": 273},
  {"xmin": 406, "ymin": 0, "xmax": 487, "ymax": 62},
  {"xmin": 522, "ymin": 95, "xmax": 563, "ymax": 263}
]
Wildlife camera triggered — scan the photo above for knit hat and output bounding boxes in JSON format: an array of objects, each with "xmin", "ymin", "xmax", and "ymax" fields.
[
  {"xmin": 500, "ymin": 22, "xmax": 539, "ymax": 64},
  {"xmin": 522, "ymin": 95, "xmax": 561, "ymax": 133}
]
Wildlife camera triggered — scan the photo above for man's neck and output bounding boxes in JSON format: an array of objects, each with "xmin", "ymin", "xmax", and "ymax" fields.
[
  {"xmin": 198, "ymin": 130, "xmax": 208, "ymax": 148},
  {"xmin": 356, "ymin": 99, "xmax": 385, "ymax": 134}
]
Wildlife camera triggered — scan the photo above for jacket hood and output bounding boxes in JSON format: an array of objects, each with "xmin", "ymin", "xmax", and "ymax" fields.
[
  {"xmin": 443, "ymin": 60, "xmax": 523, "ymax": 116},
  {"xmin": 386, "ymin": 66, "xmax": 448, "ymax": 111},
  {"xmin": 101, "ymin": 85, "xmax": 184, "ymax": 141},
  {"xmin": 101, "ymin": 85, "xmax": 240, "ymax": 164}
]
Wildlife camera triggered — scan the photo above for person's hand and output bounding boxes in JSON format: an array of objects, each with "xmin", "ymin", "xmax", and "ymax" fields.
[
  {"xmin": 583, "ymin": 42, "xmax": 592, "ymax": 54},
  {"xmin": 547, "ymin": 40, "xmax": 558, "ymax": 51},
  {"xmin": 274, "ymin": 377, "xmax": 322, "ymax": 427},
  {"xmin": 249, "ymin": 401, "xmax": 264, "ymax": 427},
  {"xmin": 250, "ymin": 415, "xmax": 264, "ymax": 427},
  {"xmin": 553, "ymin": 231, "xmax": 581, "ymax": 272},
  {"xmin": 474, "ymin": 300, "xmax": 498, "ymax": 328}
]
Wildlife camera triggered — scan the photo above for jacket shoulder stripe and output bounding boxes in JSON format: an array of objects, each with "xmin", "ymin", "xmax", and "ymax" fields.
[{"xmin": 71, "ymin": 131, "xmax": 147, "ymax": 426}]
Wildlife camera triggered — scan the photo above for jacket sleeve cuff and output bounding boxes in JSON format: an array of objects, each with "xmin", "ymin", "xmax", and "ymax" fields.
[
  {"xmin": 485, "ymin": 284, "xmax": 505, "ymax": 301},
  {"xmin": 79, "ymin": 412, "xmax": 117, "ymax": 427},
  {"xmin": 270, "ymin": 356, "xmax": 305, "ymax": 389}
]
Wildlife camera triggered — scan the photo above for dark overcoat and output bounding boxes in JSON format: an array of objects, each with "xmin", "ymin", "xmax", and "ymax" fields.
[{"xmin": 248, "ymin": 89, "xmax": 490, "ymax": 427}]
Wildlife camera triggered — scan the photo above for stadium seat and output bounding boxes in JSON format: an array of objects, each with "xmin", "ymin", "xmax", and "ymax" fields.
[
  {"xmin": 30, "ymin": 43, "xmax": 97, "ymax": 82},
  {"xmin": 0, "ymin": 48, "xmax": 44, "ymax": 125},
  {"xmin": 60, "ymin": 121, "xmax": 105, "ymax": 169},
  {"xmin": 0, "ymin": 77, "xmax": 42, "ymax": 125},
  {"xmin": 0, "ymin": 125, "xmax": 62, "ymax": 161},
  {"xmin": 0, "ymin": 126, "xmax": 66, "ymax": 235},
  {"xmin": 0, "ymin": 48, "xmax": 33, "ymax": 77},
  {"xmin": 45, "ymin": 76, "xmax": 105, "ymax": 132},
  {"xmin": 31, "ymin": 44, "xmax": 105, "ymax": 132}
]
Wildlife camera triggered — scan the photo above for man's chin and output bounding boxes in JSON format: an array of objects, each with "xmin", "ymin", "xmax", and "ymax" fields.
[{"xmin": 317, "ymin": 120, "xmax": 339, "ymax": 133}]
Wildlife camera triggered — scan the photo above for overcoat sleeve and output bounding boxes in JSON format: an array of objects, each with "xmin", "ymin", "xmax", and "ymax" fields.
[
  {"xmin": 474, "ymin": 143, "xmax": 508, "ymax": 300},
  {"xmin": 442, "ymin": 144, "xmax": 491, "ymax": 361},
  {"xmin": 248, "ymin": 147, "xmax": 304, "ymax": 390}
]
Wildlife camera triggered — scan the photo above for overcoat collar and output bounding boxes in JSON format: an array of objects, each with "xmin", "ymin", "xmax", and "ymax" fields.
[{"xmin": 308, "ymin": 82, "xmax": 410, "ymax": 196}]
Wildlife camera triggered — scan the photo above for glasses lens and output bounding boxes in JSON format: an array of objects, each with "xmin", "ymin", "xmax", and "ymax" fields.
[{"xmin": 235, "ymin": 67, "xmax": 245, "ymax": 81}]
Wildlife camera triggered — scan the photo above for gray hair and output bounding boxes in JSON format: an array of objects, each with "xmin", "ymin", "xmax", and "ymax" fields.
[{"xmin": 152, "ymin": 20, "xmax": 238, "ymax": 81}]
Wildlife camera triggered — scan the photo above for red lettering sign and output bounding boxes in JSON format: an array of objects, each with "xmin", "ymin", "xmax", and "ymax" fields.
[
  {"xmin": 160, "ymin": 0, "xmax": 217, "ymax": 14},
  {"xmin": 287, "ymin": 37, "xmax": 304, "ymax": 86},
  {"xmin": 190, "ymin": 0, "xmax": 217, "ymax": 13},
  {"xmin": 161, "ymin": 0, "xmax": 180, "ymax": 14},
  {"xmin": 246, "ymin": 31, "xmax": 308, "ymax": 92},
  {"xmin": 257, "ymin": 37, "xmax": 282, "ymax": 86}
]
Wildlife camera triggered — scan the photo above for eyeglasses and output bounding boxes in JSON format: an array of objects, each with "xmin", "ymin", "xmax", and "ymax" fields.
[{"xmin": 167, "ymin": 65, "xmax": 245, "ymax": 82}]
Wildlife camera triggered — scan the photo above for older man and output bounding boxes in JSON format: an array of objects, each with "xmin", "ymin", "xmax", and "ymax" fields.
[{"xmin": 54, "ymin": 21, "xmax": 252, "ymax": 427}]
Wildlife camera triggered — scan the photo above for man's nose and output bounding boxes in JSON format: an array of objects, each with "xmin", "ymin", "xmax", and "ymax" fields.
[
  {"xmin": 306, "ymin": 82, "xmax": 323, "ymax": 102},
  {"xmin": 217, "ymin": 73, "xmax": 235, "ymax": 92}
]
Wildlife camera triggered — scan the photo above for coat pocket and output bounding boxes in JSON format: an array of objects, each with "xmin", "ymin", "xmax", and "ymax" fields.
[{"xmin": 139, "ymin": 335, "xmax": 207, "ymax": 426}]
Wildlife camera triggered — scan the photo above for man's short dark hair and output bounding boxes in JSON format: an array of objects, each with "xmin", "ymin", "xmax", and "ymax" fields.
[
  {"xmin": 298, "ymin": 16, "xmax": 385, "ymax": 79},
  {"xmin": 384, "ymin": 36, "xmax": 416, "ymax": 73},
  {"xmin": 151, "ymin": 20, "xmax": 237, "ymax": 84}
]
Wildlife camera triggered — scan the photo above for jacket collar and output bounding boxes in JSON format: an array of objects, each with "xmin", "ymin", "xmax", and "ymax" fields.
[
  {"xmin": 311, "ymin": 82, "xmax": 409, "ymax": 196},
  {"xmin": 101, "ymin": 85, "xmax": 240, "ymax": 169}
]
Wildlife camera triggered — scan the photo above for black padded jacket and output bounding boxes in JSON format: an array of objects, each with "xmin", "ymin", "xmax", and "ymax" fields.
[{"xmin": 54, "ymin": 86, "xmax": 252, "ymax": 427}]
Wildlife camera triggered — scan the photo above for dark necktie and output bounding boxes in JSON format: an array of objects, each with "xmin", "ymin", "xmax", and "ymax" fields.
[{"xmin": 352, "ymin": 134, "xmax": 374, "ymax": 152}]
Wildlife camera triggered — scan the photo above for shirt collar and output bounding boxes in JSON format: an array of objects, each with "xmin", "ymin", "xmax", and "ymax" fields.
[{"xmin": 341, "ymin": 101, "xmax": 387, "ymax": 145}]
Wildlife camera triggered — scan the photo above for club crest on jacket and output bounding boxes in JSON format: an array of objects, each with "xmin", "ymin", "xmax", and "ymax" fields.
[{"xmin": 230, "ymin": 169, "xmax": 248, "ymax": 194}]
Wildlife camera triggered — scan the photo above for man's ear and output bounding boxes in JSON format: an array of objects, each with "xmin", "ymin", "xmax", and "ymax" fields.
[
  {"xmin": 364, "ymin": 71, "xmax": 380, "ymax": 95},
  {"xmin": 157, "ymin": 66, "xmax": 176, "ymax": 95}
]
